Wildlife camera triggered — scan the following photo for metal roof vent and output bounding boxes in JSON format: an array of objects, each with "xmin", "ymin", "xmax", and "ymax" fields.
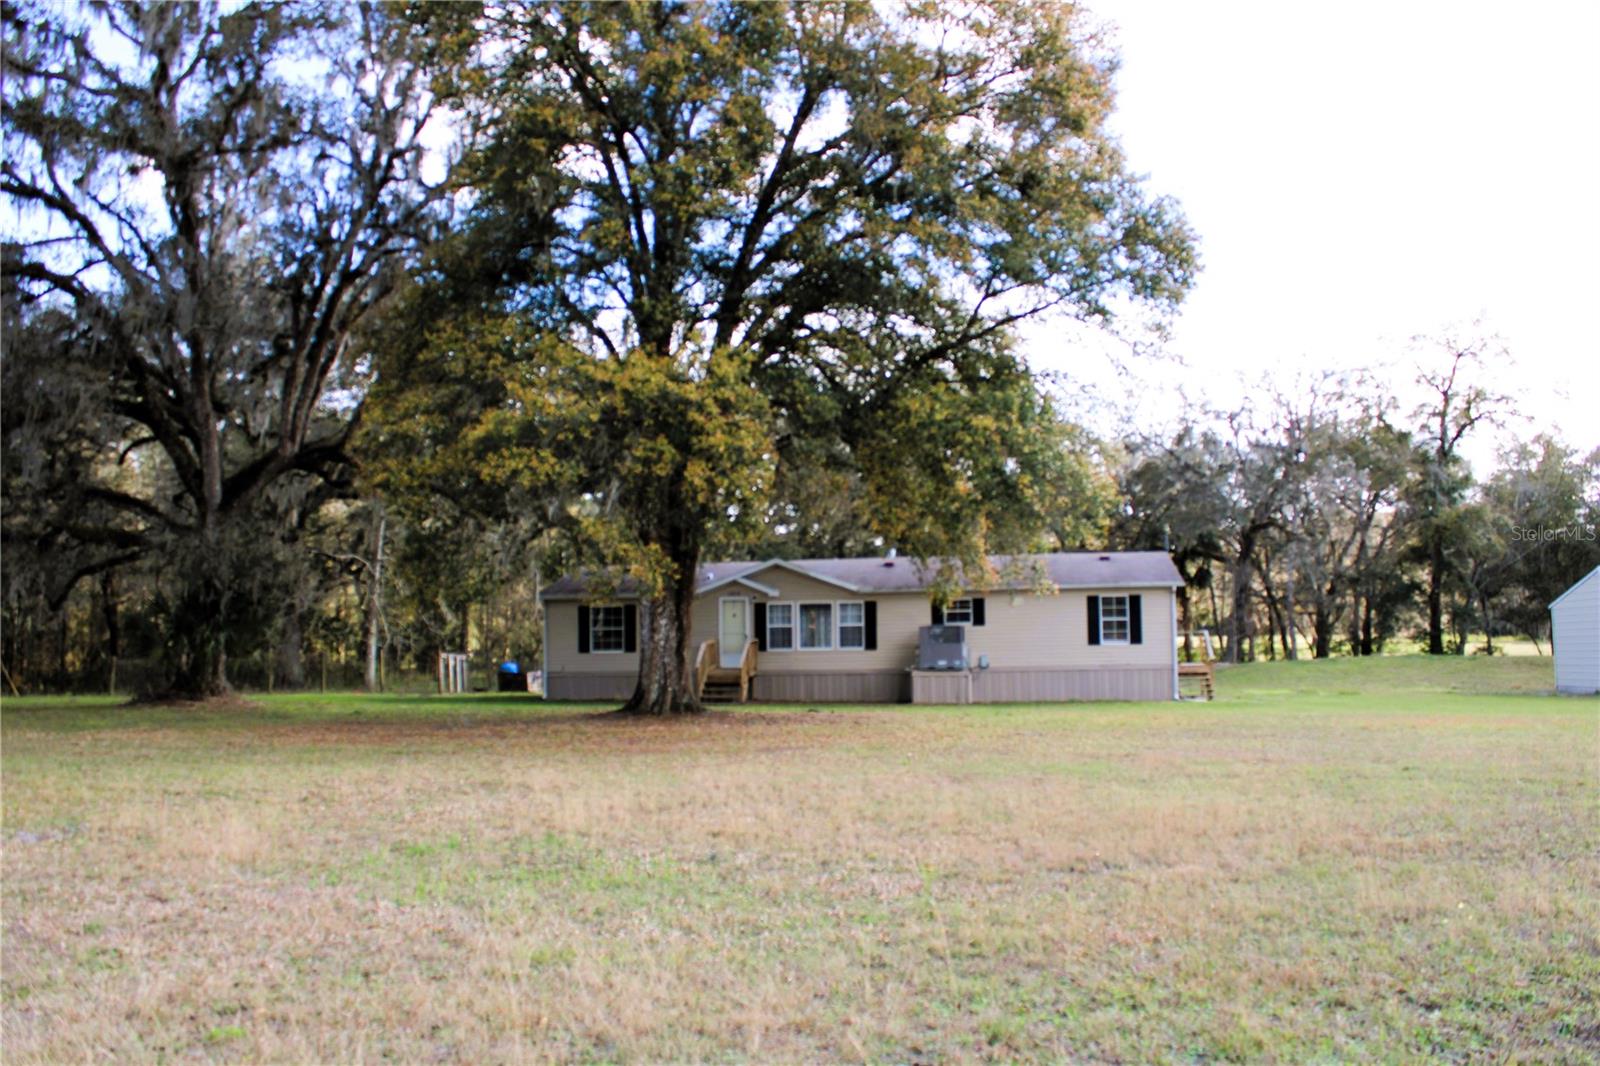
[{"xmin": 1098, "ymin": 555, "xmax": 1111, "ymax": 561}]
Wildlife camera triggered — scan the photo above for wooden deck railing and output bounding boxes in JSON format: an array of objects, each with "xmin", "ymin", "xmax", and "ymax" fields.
[
  {"xmin": 1178, "ymin": 661, "xmax": 1215, "ymax": 700},
  {"xmin": 738, "ymin": 638, "xmax": 758, "ymax": 701},
  {"xmin": 693, "ymin": 637, "xmax": 758, "ymax": 701},
  {"xmin": 694, "ymin": 639, "xmax": 718, "ymax": 698}
]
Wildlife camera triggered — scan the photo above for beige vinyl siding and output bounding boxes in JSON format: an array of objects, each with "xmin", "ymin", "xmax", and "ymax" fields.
[
  {"xmin": 689, "ymin": 569, "xmax": 929, "ymax": 675},
  {"xmin": 544, "ymin": 602, "xmax": 640, "ymax": 675},
  {"xmin": 545, "ymin": 570, "xmax": 1178, "ymax": 701},
  {"xmin": 549, "ymin": 580, "xmax": 1177, "ymax": 674},
  {"xmin": 690, "ymin": 572, "xmax": 1175, "ymax": 675},
  {"xmin": 546, "ymin": 673, "xmax": 636, "ymax": 700},
  {"xmin": 911, "ymin": 671, "xmax": 972, "ymax": 704},
  {"xmin": 913, "ymin": 667, "xmax": 1172, "ymax": 703},
  {"xmin": 754, "ymin": 672, "xmax": 907, "ymax": 703},
  {"xmin": 972, "ymin": 667, "xmax": 1172, "ymax": 702},
  {"xmin": 966, "ymin": 589, "xmax": 1174, "ymax": 671}
]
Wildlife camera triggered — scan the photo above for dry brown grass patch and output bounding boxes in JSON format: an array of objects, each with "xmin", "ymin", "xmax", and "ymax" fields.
[{"xmin": 4, "ymin": 684, "xmax": 1596, "ymax": 1061}]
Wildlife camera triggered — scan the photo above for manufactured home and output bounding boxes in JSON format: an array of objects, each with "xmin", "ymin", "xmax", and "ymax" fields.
[
  {"xmin": 1550, "ymin": 565, "xmax": 1600, "ymax": 695},
  {"xmin": 540, "ymin": 551, "xmax": 1184, "ymax": 703}
]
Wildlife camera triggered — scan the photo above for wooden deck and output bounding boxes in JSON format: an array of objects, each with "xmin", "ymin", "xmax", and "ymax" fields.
[
  {"xmin": 695, "ymin": 639, "xmax": 758, "ymax": 703},
  {"xmin": 1178, "ymin": 661, "xmax": 1215, "ymax": 700}
]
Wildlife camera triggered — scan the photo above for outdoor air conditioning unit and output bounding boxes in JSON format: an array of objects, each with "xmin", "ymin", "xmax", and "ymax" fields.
[{"xmin": 916, "ymin": 624, "xmax": 968, "ymax": 671}]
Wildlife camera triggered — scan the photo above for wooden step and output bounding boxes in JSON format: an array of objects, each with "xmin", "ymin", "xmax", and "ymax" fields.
[{"xmin": 702, "ymin": 680, "xmax": 745, "ymax": 704}]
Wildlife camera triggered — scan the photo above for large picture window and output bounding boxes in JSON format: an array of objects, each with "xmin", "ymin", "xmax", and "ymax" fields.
[
  {"xmin": 799, "ymin": 603, "xmax": 833, "ymax": 649},
  {"xmin": 766, "ymin": 603, "xmax": 795, "ymax": 650},
  {"xmin": 590, "ymin": 605, "xmax": 628, "ymax": 652},
  {"xmin": 838, "ymin": 602, "xmax": 865, "ymax": 649},
  {"xmin": 1099, "ymin": 595, "xmax": 1130, "ymax": 644}
]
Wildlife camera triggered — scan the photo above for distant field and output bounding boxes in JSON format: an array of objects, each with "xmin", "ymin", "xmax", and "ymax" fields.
[{"xmin": 3, "ymin": 657, "xmax": 1595, "ymax": 1063}]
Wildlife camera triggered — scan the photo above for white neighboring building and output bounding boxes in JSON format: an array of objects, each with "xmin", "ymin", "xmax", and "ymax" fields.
[{"xmin": 1550, "ymin": 566, "xmax": 1600, "ymax": 694}]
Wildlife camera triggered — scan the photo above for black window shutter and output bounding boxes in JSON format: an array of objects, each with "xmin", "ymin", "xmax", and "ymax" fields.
[
  {"xmin": 578, "ymin": 604, "xmax": 591, "ymax": 654},
  {"xmin": 1087, "ymin": 595, "xmax": 1100, "ymax": 646},
  {"xmin": 931, "ymin": 602, "xmax": 944, "ymax": 625},
  {"xmin": 623, "ymin": 603, "xmax": 638, "ymax": 653},
  {"xmin": 865, "ymin": 601, "xmax": 877, "ymax": 650},
  {"xmin": 754, "ymin": 602, "xmax": 767, "ymax": 651},
  {"xmin": 972, "ymin": 597, "xmax": 986, "ymax": 626},
  {"xmin": 1129, "ymin": 595, "xmax": 1143, "ymax": 645}
]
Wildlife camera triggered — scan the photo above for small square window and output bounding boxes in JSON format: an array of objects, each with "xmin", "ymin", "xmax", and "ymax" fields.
[
  {"xmin": 1100, "ymin": 595, "xmax": 1130, "ymax": 644},
  {"xmin": 591, "ymin": 605, "xmax": 627, "ymax": 653},
  {"xmin": 944, "ymin": 598, "xmax": 973, "ymax": 625}
]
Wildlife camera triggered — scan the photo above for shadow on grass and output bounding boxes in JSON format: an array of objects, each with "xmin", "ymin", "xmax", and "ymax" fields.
[
  {"xmin": 0, "ymin": 691, "xmax": 852, "ymax": 739},
  {"xmin": 1, "ymin": 692, "xmax": 597, "ymax": 734}
]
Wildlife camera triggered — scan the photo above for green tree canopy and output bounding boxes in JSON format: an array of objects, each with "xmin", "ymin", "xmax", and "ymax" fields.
[
  {"xmin": 2, "ymin": 0, "xmax": 442, "ymax": 696},
  {"xmin": 371, "ymin": 0, "xmax": 1196, "ymax": 713},
  {"xmin": 1403, "ymin": 331, "xmax": 1511, "ymax": 655}
]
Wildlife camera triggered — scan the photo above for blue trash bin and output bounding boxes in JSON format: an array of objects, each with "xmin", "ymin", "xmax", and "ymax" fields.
[{"xmin": 496, "ymin": 661, "xmax": 524, "ymax": 692}]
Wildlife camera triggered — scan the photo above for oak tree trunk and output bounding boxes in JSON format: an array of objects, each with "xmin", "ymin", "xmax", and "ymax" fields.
[
  {"xmin": 1208, "ymin": 583, "xmax": 1223, "ymax": 658},
  {"xmin": 1227, "ymin": 555, "xmax": 1252, "ymax": 664},
  {"xmin": 1179, "ymin": 588, "xmax": 1193, "ymax": 660},
  {"xmin": 165, "ymin": 569, "xmax": 230, "ymax": 698},
  {"xmin": 1282, "ymin": 571, "xmax": 1296, "ymax": 660},
  {"xmin": 1262, "ymin": 594, "xmax": 1278, "ymax": 661},
  {"xmin": 1426, "ymin": 534, "xmax": 1446, "ymax": 654},
  {"xmin": 276, "ymin": 611, "xmax": 306, "ymax": 690},
  {"xmin": 365, "ymin": 512, "xmax": 387, "ymax": 692},
  {"xmin": 620, "ymin": 549, "xmax": 703, "ymax": 716},
  {"xmin": 1481, "ymin": 599, "xmax": 1494, "ymax": 655},
  {"xmin": 100, "ymin": 571, "xmax": 121, "ymax": 695},
  {"xmin": 1312, "ymin": 605, "xmax": 1332, "ymax": 659}
]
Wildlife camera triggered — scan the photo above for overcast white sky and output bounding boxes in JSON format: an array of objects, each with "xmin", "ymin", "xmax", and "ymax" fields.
[{"xmin": 1025, "ymin": 0, "xmax": 1600, "ymax": 473}]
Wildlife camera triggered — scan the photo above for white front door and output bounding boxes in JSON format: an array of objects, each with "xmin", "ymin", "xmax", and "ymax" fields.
[{"xmin": 719, "ymin": 598, "xmax": 748, "ymax": 668}]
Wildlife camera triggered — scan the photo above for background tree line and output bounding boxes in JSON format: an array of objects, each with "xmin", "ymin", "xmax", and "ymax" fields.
[
  {"xmin": 1110, "ymin": 338, "xmax": 1600, "ymax": 663},
  {"xmin": 3, "ymin": 2, "xmax": 1593, "ymax": 699},
  {"xmin": 9, "ymin": 323, "xmax": 1593, "ymax": 693}
]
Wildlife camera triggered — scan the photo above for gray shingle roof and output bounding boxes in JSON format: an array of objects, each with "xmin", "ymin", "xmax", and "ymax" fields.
[{"xmin": 543, "ymin": 551, "xmax": 1181, "ymax": 600}]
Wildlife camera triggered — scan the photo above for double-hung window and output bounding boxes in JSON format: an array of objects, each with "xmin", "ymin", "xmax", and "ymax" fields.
[
  {"xmin": 1099, "ymin": 594, "xmax": 1130, "ymax": 644},
  {"xmin": 838, "ymin": 602, "xmax": 865, "ymax": 649},
  {"xmin": 799, "ymin": 603, "xmax": 833, "ymax": 649},
  {"xmin": 944, "ymin": 598, "xmax": 974, "ymax": 625},
  {"xmin": 767, "ymin": 603, "xmax": 795, "ymax": 650},
  {"xmin": 590, "ymin": 605, "xmax": 627, "ymax": 652}
]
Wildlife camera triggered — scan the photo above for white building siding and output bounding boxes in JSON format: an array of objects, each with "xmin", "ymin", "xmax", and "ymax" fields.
[{"xmin": 1551, "ymin": 567, "xmax": 1600, "ymax": 695}]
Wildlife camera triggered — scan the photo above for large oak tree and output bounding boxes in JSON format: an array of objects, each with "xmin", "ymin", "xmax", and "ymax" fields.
[
  {"xmin": 2, "ymin": 1, "xmax": 441, "ymax": 696},
  {"xmin": 372, "ymin": 0, "xmax": 1196, "ymax": 713}
]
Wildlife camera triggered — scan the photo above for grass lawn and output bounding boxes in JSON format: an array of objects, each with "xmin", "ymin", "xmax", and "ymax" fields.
[{"xmin": 2, "ymin": 657, "xmax": 1595, "ymax": 1063}]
